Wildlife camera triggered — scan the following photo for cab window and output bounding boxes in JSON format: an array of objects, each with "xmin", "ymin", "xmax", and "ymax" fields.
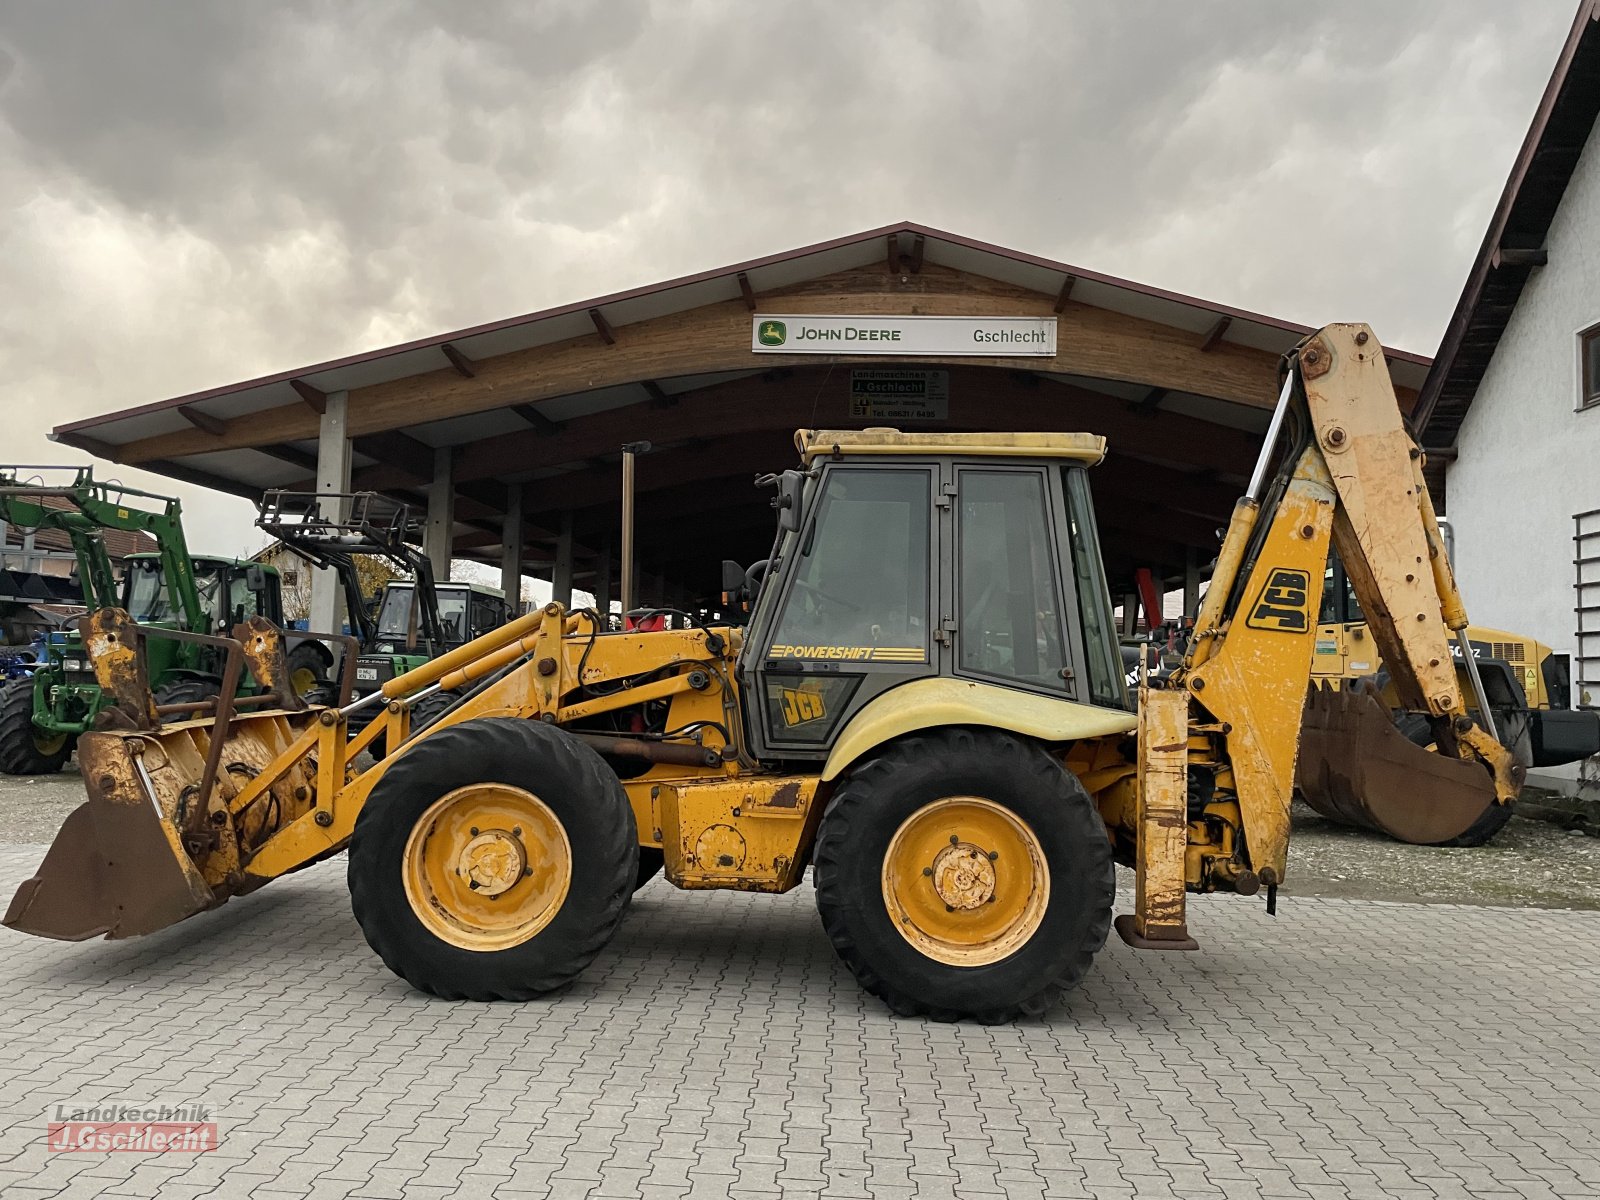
[
  {"xmin": 957, "ymin": 470, "xmax": 1068, "ymax": 691},
  {"xmin": 768, "ymin": 468, "xmax": 930, "ymax": 655}
]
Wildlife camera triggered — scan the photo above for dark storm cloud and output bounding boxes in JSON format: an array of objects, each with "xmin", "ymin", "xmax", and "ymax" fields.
[{"xmin": 0, "ymin": 0, "xmax": 1580, "ymax": 551}]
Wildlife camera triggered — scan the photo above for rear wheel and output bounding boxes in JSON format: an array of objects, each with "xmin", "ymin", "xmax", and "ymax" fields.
[
  {"xmin": 153, "ymin": 677, "xmax": 222, "ymax": 721},
  {"xmin": 814, "ymin": 727, "xmax": 1113, "ymax": 1022},
  {"xmin": 348, "ymin": 718, "xmax": 637, "ymax": 1000},
  {"xmin": 0, "ymin": 680, "xmax": 71, "ymax": 775},
  {"xmin": 286, "ymin": 644, "xmax": 330, "ymax": 700}
]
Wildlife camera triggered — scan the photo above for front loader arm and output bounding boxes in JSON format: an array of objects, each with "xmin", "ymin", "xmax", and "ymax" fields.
[{"xmin": 1170, "ymin": 324, "xmax": 1517, "ymax": 886}]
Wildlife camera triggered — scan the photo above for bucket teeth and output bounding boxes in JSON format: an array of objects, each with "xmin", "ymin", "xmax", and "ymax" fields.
[{"xmin": 1296, "ymin": 684, "xmax": 1499, "ymax": 845}]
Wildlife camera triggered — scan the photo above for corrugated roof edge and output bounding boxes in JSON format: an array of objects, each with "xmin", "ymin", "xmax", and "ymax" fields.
[
  {"xmin": 1416, "ymin": 0, "xmax": 1600, "ymax": 437},
  {"xmin": 55, "ymin": 219, "xmax": 1430, "ymax": 438}
]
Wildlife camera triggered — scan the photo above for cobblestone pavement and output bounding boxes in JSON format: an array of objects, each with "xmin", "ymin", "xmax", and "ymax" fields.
[{"xmin": 0, "ymin": 843, "xmax": 1596, "ymax": 1199}]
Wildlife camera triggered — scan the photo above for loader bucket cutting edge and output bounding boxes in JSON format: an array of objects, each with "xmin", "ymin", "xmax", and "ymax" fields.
[
  {"xmin": 2, "ymin": 735, "xmax": 217, "ymax": 941},
  {"xmin": 1296, "ymin": 685, "xmax": 1500, "ymax": 845}
]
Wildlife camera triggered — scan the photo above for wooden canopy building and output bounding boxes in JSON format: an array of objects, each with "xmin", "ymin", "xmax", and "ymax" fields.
[{"xmin": 51, "ymin": 222, "xmax": 1429, "ymax": 622}]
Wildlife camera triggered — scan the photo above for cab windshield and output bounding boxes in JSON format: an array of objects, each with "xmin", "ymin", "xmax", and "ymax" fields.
[{"xmin": 376, "ymin": 586, "xmax": 469, "ymax": 642}]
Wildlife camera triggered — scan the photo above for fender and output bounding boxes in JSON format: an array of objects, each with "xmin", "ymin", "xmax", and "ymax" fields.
[{"xmin": 821, "ymin": 676, "xmax": 1137, "ymax": 781}]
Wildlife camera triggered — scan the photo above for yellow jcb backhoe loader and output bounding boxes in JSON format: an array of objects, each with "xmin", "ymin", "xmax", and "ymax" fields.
[{"xmin": 3, "ymin": 324, "xmax": 1519, "ymax": 1021}]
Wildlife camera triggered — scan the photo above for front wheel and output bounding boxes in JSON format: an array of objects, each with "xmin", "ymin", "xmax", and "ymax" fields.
[
  {"xmin": 348, "ymin": 718, "xmax": 638, "ymax": 1000},
  {"xmin": 0, "ymin": 680, "xmax": 72, "ymax": 775},
  {"xmin": 814, "ymin": 727, "xmax": 1114, "ymax": 1022}
]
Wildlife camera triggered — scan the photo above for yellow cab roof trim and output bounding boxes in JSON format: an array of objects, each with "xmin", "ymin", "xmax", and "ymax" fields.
[{"xmin": 795, "ymin": 427, "xmax": 1107, "ymax": 466}]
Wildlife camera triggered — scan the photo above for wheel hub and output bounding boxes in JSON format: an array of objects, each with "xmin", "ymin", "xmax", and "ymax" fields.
[
  {"xmin": 457, "ymin": 829, "xmax": 527, "ymax": 897},
  {"xmin": 930, "ymin": 842, "xmax": 996, "ymax": 910}
]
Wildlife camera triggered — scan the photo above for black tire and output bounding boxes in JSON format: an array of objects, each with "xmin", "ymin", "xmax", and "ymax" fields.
[
  {"xmin": 0, "ymin": 679, "xmax": 72, "ymax": 775},
  {"xmin": 814, "ymin": 727, "xmax": 1114, "ymax": 1023},
  {"xmin": 1396, "ymin": 711, "xmax": 1520, "ymax": 847},
  {"xmin": 154, "ymin": 677, "xmax": 222, "ymax": 721},
  {"xmin": 368, "ymin": 689, "xmax": 459, "ymax": 760},
  {"xmin": 348, "ymin": 717, "xmax": 638, "ymax": 1000},
  {"xmin": 285, "ymin": 643, "xmax": 331, "ymax": 700},
  {"xmin": 634, "ymin": 846, "xmax": 665, "ymax": 892}
]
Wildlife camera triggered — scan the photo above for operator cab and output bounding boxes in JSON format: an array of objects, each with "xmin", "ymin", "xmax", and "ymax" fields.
[
  {"xmin": 737, "ymin": 429, "xmax": 1129, "ymax": 761},
  {"xmin": 121, "ymin": 555, "xmax": 282, "ymax": 631}
]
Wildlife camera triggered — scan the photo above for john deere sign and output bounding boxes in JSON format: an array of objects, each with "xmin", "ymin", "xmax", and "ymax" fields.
[{"xmin": 751, "ymin": 314, "xmax": 1056, "ymax": 357}]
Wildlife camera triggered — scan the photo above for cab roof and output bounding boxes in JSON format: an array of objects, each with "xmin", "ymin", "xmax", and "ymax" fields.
[{"xmin": 795, "ymin": 427, "xmax": 1106, "ymax": 465}]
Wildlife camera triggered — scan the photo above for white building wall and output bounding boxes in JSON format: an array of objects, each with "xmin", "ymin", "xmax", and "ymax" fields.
[{"xmin": 1447, "ymin": 115, "xmax": 1600, "ymax": 785}]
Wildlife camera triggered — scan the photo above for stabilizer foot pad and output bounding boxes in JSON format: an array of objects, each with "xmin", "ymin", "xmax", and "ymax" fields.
[{"xmin": 1114, "ymin": 914, "xmax": 1199, "ymax": 951}]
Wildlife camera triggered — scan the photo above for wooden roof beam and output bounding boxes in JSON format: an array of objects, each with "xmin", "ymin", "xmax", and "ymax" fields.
[
  {"xmin": 255, "ymin": 444, "xmax": 319, "ymax": 473},
  {"xmin": 290, "ymin": 380, "xmax": 327, "ymax": 415},
  {"xmin": 1053, "ymin": 274, "xmax": 1077, "ymax": 312},
  {"xmin": 1132, "ymin": 387, "xmax": 1169, "ymax": 413},
  {"xmin": 1199, "ymin": 315, "xmax": 1232, "ymax": 352},
  {"xmin": 177, "ymin": 404, "xmax": 227, "ymax": 437},
  {"xmin": 907, "ymin": 234, "xmax": 925, "ymax": 273},
  {"xmin": 511, "ymin": 403, "xmax": 565, "ymax": 436},
  {"xmin": 1491, "ymin": 245, "xmax": 1548, "ymax": 268},
  {"xmin": 588, "ymin": 307, "xmax": 616, "ymax": 345},
  {"xmin": 351, "ymin": 431, "xmax": 434, "ymax": 481},
  {"xmin": 642, "ymin": 381, "xmax": 676, "ymax": 410},
  {"xmin": 736, "ymin": 271, "xmax": 757, "ymax": 311},
  {"xmin": 886, "ymin": 234, "xmax": 903, "ymax": 274},
  {"xmin": 441, "ymin": 343, "xmax": 476, "ymax": 378}
]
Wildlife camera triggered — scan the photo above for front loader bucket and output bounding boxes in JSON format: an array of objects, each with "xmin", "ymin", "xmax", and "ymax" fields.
[
  {"xmin": 1297, "ymin": 685, "xmax": 1500, "ymax": 845},
  {"xmin": 3, "ymin": 733, "xmax": 216, "ymax": 940}
]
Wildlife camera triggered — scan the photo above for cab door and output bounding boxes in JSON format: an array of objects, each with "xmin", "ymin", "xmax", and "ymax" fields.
[{"xmin": 743, "ymin": 462, "xmax": 937, "ymax": 760}]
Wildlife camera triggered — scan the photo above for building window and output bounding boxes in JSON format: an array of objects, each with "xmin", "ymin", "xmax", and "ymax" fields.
[{"xmin": 1583, "ymin": 324, "xmax": 1600, "ymax": 410}]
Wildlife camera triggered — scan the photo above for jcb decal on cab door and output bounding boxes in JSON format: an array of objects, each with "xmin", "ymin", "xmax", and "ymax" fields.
[
  {"xmin": 779, "ymin": 686, "xmax": 827, "ymax": 727},
  {"xmin": 1245, "ymin": 568, "xmax": 1311, "ymax": 633}
]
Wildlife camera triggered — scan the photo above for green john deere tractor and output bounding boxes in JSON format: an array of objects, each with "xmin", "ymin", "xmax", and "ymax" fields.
[{"xmin": 0, "ymin": 467, "xmax": 321, "ymax": 774}]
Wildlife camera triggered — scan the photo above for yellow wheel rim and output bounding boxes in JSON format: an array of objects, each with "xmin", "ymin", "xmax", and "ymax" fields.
[
  {"xmin": 402, "ymin": 783, "xmax": 572, "ymax": 952},
  {"xmin": 290, "ymin": 666, "xmax": 319, "ymax": 697},
  {"xmin": 881, "ymin": 796, "xmax": 1049, "ymax": 966},
  {"xmin": 33, "ymin": 727, "xmax": 68, "ymax": 756}
]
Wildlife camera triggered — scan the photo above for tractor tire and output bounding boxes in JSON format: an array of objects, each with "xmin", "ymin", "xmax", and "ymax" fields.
[
  {"xmin": 814, "ymin": 727, "xmax": 1113, "ymax": 1023},
  {"xmin": 1396, "ymin": 711, "xmax": 1522, "ymax": 848},
  {"xmin": 634, "ymin": 846, "xmax": 665, "ymax": 892},
  {"xmin": 348, "ymin": 717, "xmax": 638, "ymax": 1000},
  {"xmin": 154, "ymin": 677, "xmax": 222, "ymax": 721},
  {"xmin": 285, "ymin": 644, "xmax": 331, "ymax": 701},
  {"xmin": 0, "ymin": 680, "xmax": 72, "ymax": 775}
]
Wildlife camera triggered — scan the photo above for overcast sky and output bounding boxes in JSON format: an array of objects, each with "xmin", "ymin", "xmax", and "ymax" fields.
[{"xmin": 0, "ymin": 0, "xmax": 1583, "ymax": 558}]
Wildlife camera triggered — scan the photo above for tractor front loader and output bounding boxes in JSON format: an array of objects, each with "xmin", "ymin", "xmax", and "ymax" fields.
[{"xmin": 4, "ymin": 324, "xmax": 1519, "ymax": 1021}]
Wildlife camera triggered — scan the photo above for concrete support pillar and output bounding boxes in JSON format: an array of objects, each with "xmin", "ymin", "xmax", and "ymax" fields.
[
  {"xmin": 552, "ymin": 511, "xmax": 574, "ymax": 608},
  {"xmin": 499, "ymin": 483, "xmax": 523, "ymax": 614},
  {"xmin": 593, "ymin": 536, "xmax": 613, "ymax": 615},
  {"xmin": 425, "ymin": 447, "xmax": 454, "ymax": 584},
  {"xmin": 1183, "ymin": 548, "xmax": 1202, "ymax": 620},
  {"xmin": 309, "ymin": 391, "xmax": 352, "ymax": 634}
]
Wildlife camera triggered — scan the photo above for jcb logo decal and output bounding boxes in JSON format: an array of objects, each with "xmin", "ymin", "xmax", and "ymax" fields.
[
  {"xmin": 780, "ymin": 686, "xmax": 826, "ymax": 726},
  {"xmin": 1245, "ymin": 568, "xmax": 1311, "ymax": 633}
]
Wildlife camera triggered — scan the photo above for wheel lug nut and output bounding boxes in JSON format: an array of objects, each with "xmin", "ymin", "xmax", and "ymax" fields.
[
  {"xmin": 513, "ymin": 827, "xmax": 522, "ymax": 837},
  {"xmin": 945, "ymin": 904, "xmax": 955, "ymax": 913},
  {"xmin": 922, "ymin": 867, "xmax": 933, "ymax": 877},
  {"xmin": 468, "ymin": 880, "xmax": 480, "ymax": 890},
  {"xmin": 470, "ymin": 827, "xmax": 480, "ymax": 836},
  {"xmin": 988, "ymin": 851, "xmax": 999, "ymax": 862},
  {"xmin": 949, "ymin": 834, "xmax": 959, "ymax": 846}
]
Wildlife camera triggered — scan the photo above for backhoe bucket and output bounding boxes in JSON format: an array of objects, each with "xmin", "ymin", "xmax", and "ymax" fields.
[
  {"xmin": 1296, "ymin": 685, "xmax": 1500, "ymax": 845},
  {"xmin": 3, "ymin": 733, "xmax": 216, "ymax": 940}
]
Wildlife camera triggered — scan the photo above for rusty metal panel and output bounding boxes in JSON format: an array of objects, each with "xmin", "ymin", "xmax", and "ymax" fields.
[
  {"xmin": 658, "ymin": 775, "xmax": 817, "ymax": 893},
  {"xmin": 1123, "ymin": 685, "xmax": 1196, "ymax": 948}
]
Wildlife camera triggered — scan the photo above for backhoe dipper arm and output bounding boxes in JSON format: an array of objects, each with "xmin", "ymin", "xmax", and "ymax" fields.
[{"xmin": 1168, "ymin": 324, "xmax": 1517, "ymax": 886}]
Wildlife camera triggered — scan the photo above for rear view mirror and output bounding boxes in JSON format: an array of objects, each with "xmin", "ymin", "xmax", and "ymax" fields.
[
  {"xmin": 721, "ymin": 560, "xmax": 746, "ymax": 600},
  {"xmin": 244, "ymin": 564, "xmax": 268, "ymax": 593},
  {"xmin": 774, "ymin": 470, "xmax": 804, "ymax": 535}
]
